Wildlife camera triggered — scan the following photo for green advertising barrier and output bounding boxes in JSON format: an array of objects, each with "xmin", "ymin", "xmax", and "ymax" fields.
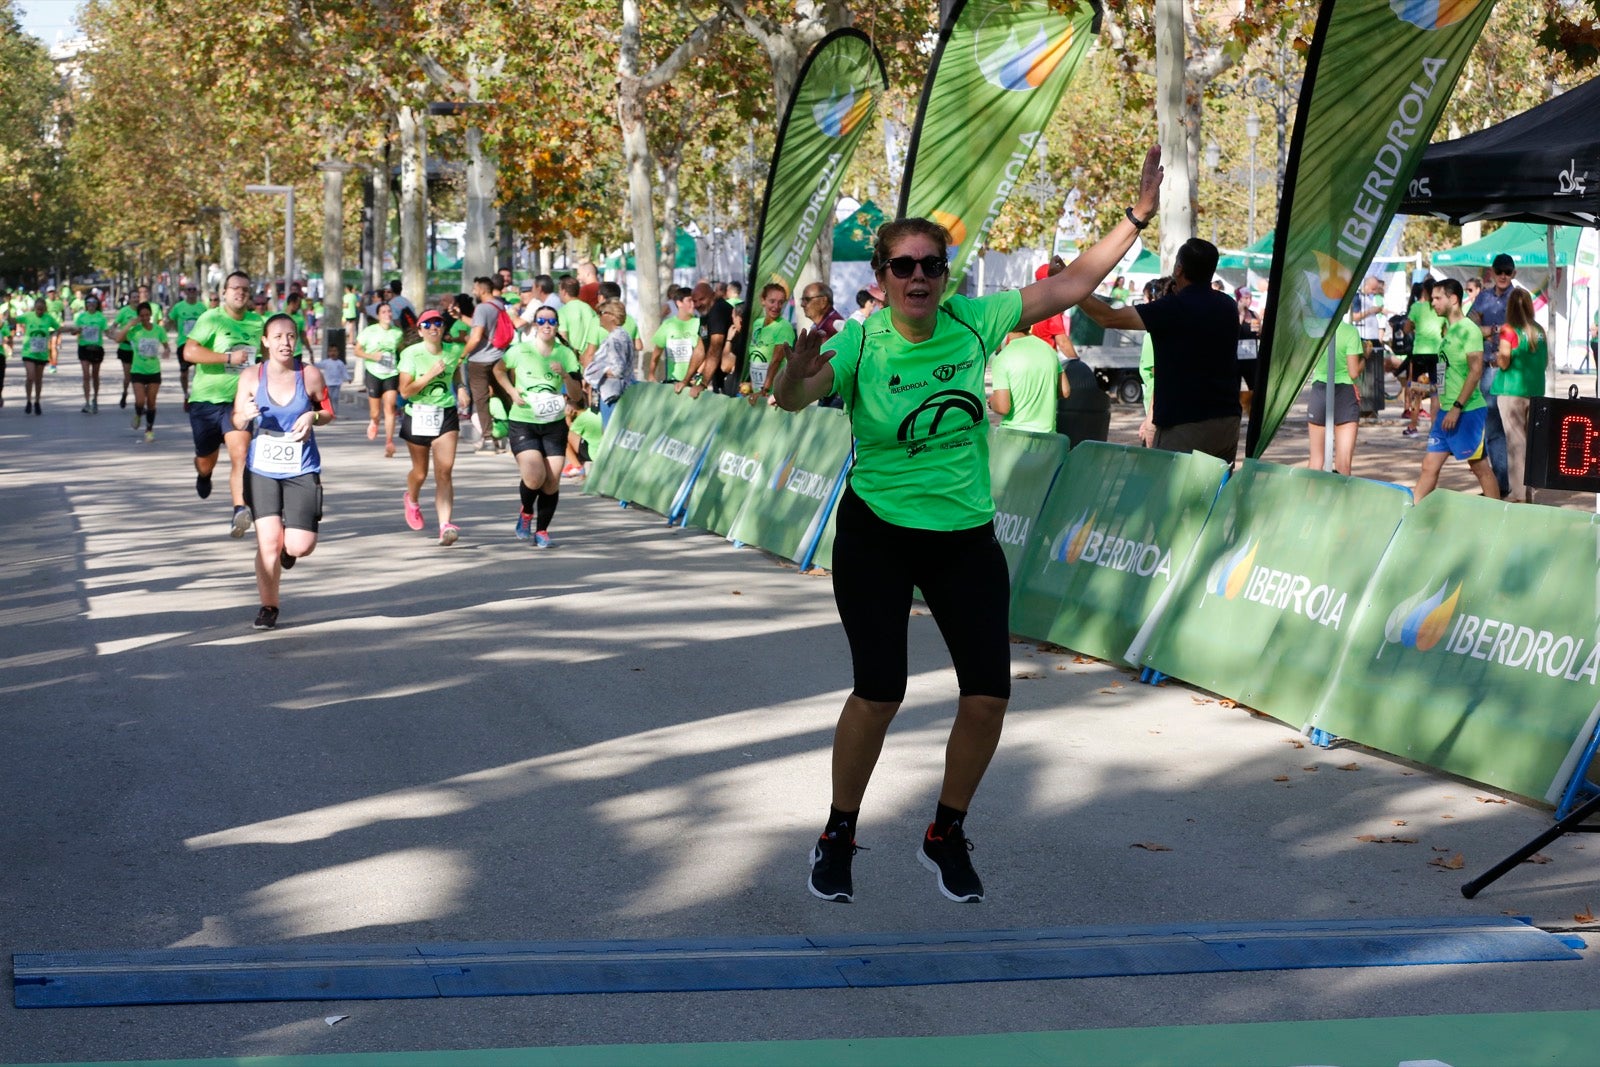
[
  {"xmin": 609, "ymin": 389, "xmax": 723, "ymax": 518},
  {"xmin": 680, "ymin": 395, "xmax": 785, "ymax": 537},
  {"xmin": 1307, "ymin": 491, "xmax": 1600, "ymax": 804},
  {"xmin": 1136, "ymin": 461, "xmax": 1410, "ymax": 725},
  {"xmin": 726, "ymin": 405, "xmax": 853, "ymax": 564},
  {"xmin": 1010, "ymin": 442, "xmax": 1227, "ymax": 664},
  {"xmin": 584, "ymin": 384, "xmax": 662, "ymax": 501},
  {"xmin": 989, "ymin": 427, "xmax": 1071, "ymax": 581}
]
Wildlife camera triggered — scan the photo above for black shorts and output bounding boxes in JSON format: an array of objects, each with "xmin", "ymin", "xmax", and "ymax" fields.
[
  {"xmin": 1402, "ymin": 355, "xmax": 1439, "ymax": 387},
  {"xmin": 117, "ymin": 347, "xmax": 133, "ymax": 364},
  {"xmin": 830, "ymin": 486, "xmax": 1012, "ymax": 703},
  {"xmin": 245, "ymin": 470, "xmax": 323, "ymax": 532},
  {"xmin": 400, "ymin": 405, "xmax": 461, "ymax": 444},
  {"xmin": 578, "ymin": 440, "xmax": 591, "ymax": 463},
  {"xmin": 1308, "ymin": 381, "xmax": 1360, "ymax": 426},
  {"xmin": 189, "ymin": 400, "xmax": 243, "ymax": 457},
  {"xmin": 508, "ymin": 419, "xmax": 569, "ymax": 457},
  {"xmin": 130, "ymin": 372, "xmax": 161, "ymax": 385},
  {"xmin": 79, "ymin": 345, "xmax": 105, "ymax": 365},
  {"xmin": 365, "ymin": 372, "xmax": 399, "ymax": 398}
]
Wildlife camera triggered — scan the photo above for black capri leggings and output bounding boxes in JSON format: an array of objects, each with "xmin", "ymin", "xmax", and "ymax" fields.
[{"xmin": 830, "ymin": 486, "xmax": 1012, "ymax": 703}]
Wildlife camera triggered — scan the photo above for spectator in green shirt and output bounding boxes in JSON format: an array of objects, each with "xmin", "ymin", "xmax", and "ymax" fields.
[
  {"xmin": 1494, "ymin": 287, "xmax": 1547, "ymax": 503},
  {"xmin": 989, "ymin": 332, "xmax": 1063, "ymax": 434}
]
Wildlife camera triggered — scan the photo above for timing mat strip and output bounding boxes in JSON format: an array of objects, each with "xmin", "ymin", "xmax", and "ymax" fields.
[{"xmin": 13, "ymin": 916, "xmax": 1583, "ymax": 1008}]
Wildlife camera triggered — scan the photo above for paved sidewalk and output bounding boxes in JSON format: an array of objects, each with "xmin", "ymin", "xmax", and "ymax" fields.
[{"xmin": 2, "ymin": 368, "xmax": 1597, "ymax": 1064}]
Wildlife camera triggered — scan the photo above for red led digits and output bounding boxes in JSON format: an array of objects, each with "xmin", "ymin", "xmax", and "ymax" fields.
[{"xmin": 1557, "ymin": 414, "xmax": 1600, "ymax": 476}]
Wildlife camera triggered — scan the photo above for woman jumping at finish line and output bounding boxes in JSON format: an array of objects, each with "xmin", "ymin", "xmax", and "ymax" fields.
[
  {"xmin": 398, "ymin": 308, "xmax": 467, "ymax": 546},
  {"xmin": 17, "ymin": 296, "xmax": 61, "ymax": 414},
  {"xmin": 494, "ymin": 307, "xmax": 582, "ymax": 548},
  {"xmin": 775, "ymin": 145, "xmax": 1163, "ymax": 906},
  {"xmin": 355, "ymin": 301, "xmax": 403, "ymax": 457},
  {"xmin": 231, "ymin": 314, "xmax": 334, "ymax": 631}
]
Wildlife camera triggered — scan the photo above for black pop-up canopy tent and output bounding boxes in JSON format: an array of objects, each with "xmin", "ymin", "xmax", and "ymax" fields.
[{"xmin": 1399, "ymin": 76, "xmax": 1600, "ymax": 226}]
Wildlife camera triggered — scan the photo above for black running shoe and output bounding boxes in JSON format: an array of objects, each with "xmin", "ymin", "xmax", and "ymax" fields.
[
  {"xmin": 279, "ymin": 549, "xmax": 296, "ymax": 571},
  {"xmin": 196, "ymin": 473, "xmax": 212, "ymax": 500},
  {"xmin": 918, "ymin": 822, "xmax": 984, "ymax": 902},
  {"xmin": 252, "ymin": 606, "xmax": 279, "ymax": 630},
  {"xmin": 808, "ymin": 832, "xmax": 862, "ymax": 903}
]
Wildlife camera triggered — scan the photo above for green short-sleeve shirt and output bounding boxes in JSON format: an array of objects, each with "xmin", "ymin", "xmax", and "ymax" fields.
[
  {"xmin": 558, "ymin": 300, "xmax": 602, "ymax": 354},
  {"xmin": 746, "ymin": 316, "xmax": 796, "ymax": 390},
  {"xmin": 19, "ymin": 313, "xmax": 59, "ymax": 360},
  {"xmin": 398, "ymin": 342, "xmax": 463, "ymax": 408},
  {"xmin": 1407, "ymin": 299, "xmax": 1443, "ymax": 355},
  {"xmin": 342, "ymin": 291, "xmax": 358, "ymax": 320},
  {"xmin": 75, "ymin": 310, "xmax": 108, "ymax": 348},
  {"xmin": 990, "ymin": 334, "xmax": 1060, "ymax": 433},
  {"xmin": 187, "ymin": 308, "xmax": 265, "ymax": 404},
  {"xmin": 1496, "ymin": 327, "xmax": 1547, "ymax": 398},
  {"xmin": 651, "ymin": 316, "xmax": 700, "ymax": 380},
  {"xmin": 126, "ymin": 323, "xmax": 167, "ymax": 375},
  {"xmin": 1440, "ymin": 317, "xmax": 1487, "ymax": 412},
  {"xmin": 826, "ymin": 289, "xmax": 1022, "ymax": 531},
  {"xmin": 503, "ymin": 340, "xmax": 580, "ymax": 423},
  {"xmin": 113, "ymin": 305, "xmax": 138, "ymax": 351},
  {"xmin": 1313, "ymin": 322, "xmax": 1364, "ymax": 386},
  {"xmin": 169, "ymin": 299, "xmax": 207, "ymax": 343},
  {"xmin": 356, "ymin": 323, "xmax": 403, "ymax": 379},
  {"xmin": 571, "ymin": 408, "xmax": 603, "ymax": 449}
]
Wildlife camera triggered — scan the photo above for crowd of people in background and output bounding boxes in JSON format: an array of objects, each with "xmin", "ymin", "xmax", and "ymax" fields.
[{"xmin": 0, "ymin": 229, "xmax": 1572, "ymax": 632}]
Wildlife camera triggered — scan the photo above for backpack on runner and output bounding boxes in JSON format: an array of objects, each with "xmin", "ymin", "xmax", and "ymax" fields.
[{"xmin": 489, "ymin": 299, "xmax": 517, "ymax": 350}]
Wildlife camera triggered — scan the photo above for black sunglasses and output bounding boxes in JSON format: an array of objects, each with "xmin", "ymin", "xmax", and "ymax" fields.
[
  {"xmin": 533, "ymin": 315, "xmax": 558, "ymax": 325},
  {"xmin": 883, "ymin": 255, "xmax": 948, "ymax": 279}
]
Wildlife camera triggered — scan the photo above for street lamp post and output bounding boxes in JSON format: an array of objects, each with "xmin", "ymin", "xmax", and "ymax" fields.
[
  {"xmin": 1204, "ymin": 140, "xmax": 1220, "ymax": 244},
  {"xmin": 245, "ymin": 183, "xmax": 295, "ymax": 307},
  {"xmin": 1245, "ymin": 113, "xmax": 1260, "ymax": 246}
]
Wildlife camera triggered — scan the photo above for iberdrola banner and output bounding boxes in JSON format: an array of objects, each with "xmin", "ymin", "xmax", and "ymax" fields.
[
  {"xmin": 1248, "ymin": 0, "xmax": 1498, "ymax": 456},
  {"xmin": 898, "ymin": 0, "xmax": 1099, "ymax": 290},
  {"xmin": 746, "ymin": 29, "xmax": 886, "ymax": 302}
]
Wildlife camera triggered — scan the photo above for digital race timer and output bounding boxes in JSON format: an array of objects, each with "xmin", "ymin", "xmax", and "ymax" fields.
[{"xmin": 1526, "ymin": 390, "xmax": 1600, "ymax": 493}]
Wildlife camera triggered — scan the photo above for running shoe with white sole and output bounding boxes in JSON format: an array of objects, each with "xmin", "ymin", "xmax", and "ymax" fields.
[
  {"xmin": 144, "ymin": 430, "xmax": 154, "ymax": 442},
  {"xmin": 533, "ymin": 531, "xmax": 551, "ymax": 549},
  {"xmin": 230, "ymin": 505, "xmax": 252, "ymax": 539},
  {"xmin": 918, "ymin": 823, "xmax": 984, "ymax": 903},
  {"xmin": 514, "ymin": 510, "xmax": 532, "ymax": 541},
  {"xmin": 252, "ymin": 606, "xmax": 279, "ymax": 630},
  {"xmin": 404, "ymin": 492, "xmax": 424, "ymax": 531},
  {"xmin": 439, "ymin": 523, "xmax": 460, "ymax": 546},
  {"xmin": 808, "ymin": 833, "xmax": 861, "ymax": 903}
]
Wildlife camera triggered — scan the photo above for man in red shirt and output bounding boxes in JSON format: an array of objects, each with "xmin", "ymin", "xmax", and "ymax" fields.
[{"xmin": 576, "ymin": 262, "xmax": 601, "ymax": 309}]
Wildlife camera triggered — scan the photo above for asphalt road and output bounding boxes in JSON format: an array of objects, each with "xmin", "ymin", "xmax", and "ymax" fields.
[{"xmin": 2, "ymin": 365, "xmax": 1598, "ymax": 1064}]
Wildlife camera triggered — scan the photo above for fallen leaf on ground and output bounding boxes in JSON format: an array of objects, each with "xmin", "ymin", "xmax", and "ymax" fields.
[
  {"xmin": 1037, "ymin": 642, "xmax": 1071, "ymax": 655},
  {"xmin": 1522, "ymin": 853, "xmax": 1553, "ymax": 865},
  {"xmin": 1192, "ymin": 697, "xmax": 1216, "ymax": 705},
  {"xmin": 1073, "ymin": 655, "xmax": 1095, "ymax": 664},
  {"xmin": 1337, "ymin": 763, "xmax": 1361, "ymax": 771},
  {"xmin": 1475, "ymin": 796, "xmax": 1509, "ymax": 804},
  {"xmin": 1097, "ymin": 687, "xmax": 1120, "ymax": 694},
  {"xmin": 1054, "ymin": 664, "xmax": 1068, "ymax": 671},
  {"xmin": 803, "ymin": 567, "xmax": 829, "ymax": 576},
  {"xmin": 1302, "ymin": 765, "xmax": 1318, "ymax": 772},
  {"xmin": 1428, "ymin": 853, "xmax": 1466, "ymax": 870},
  {"xmin": 1355, "ymin": 834, "xmax": 1418, "ymax": 844},
  {"xmin": 730, "ymin": 591, "xmax": 742, "ymax": 596},
  {"xmin": 1218, "ymin": 699, "xmax": 1239, "ymax": 708},
  {"xmin": 911, "ymin": 609, "xmax": 925, "ymax": 616},
  {"xmin": 630, "ymin": 667, "xmax": 643, "ymax": 672},
  {"xmin": 1441, "ymin": 814, "xmax": 1455, "ymax": 819},
  {"xmin": 1575, "ymin": 907, "xmax": 1597, "ymax": 924},
  {"xmin": 1272, "ymin": 775, "xmax": 1290, "ymax": 782},
  {"xmin": 1284, "ymin": 738, "xmax": 1306, "ymax": 749},
  {"xmin": 1015, "ymin": 672, "xmax": 1042, "ymax": 680},
  {"xmin": 1131, "ymin": 842, "xmax": 1172, "ymax": 851},
  {"xmin": 1108, "ymin": 681, "xmax": 1124, "ymax": 689},
  {"xmin": 1393, "ymin": 820, "xmax": 1408, "ymax": 826}
]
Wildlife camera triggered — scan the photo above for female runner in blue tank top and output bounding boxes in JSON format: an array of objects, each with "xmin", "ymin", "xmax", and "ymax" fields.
[{"xmin": 231, "ymin": 313, "xmax": 335, "ymax": 630}]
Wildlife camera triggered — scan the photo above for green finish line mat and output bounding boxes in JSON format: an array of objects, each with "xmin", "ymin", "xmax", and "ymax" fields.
[
  {"xmin": 12, "ymin": 916, "xmax": 1581, "ymax": 1008},
  {"xmin": 14, "ymin": 1008, "xmax": 1600, "ymax": 1067}
]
